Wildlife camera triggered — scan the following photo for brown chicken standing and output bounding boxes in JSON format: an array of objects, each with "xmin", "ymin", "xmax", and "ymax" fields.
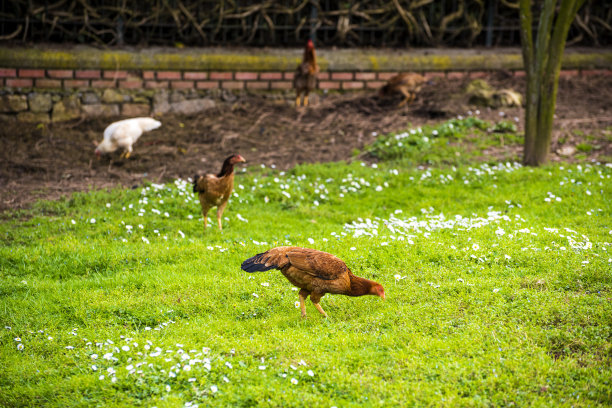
[
  {"xmin": 293, "ymin": 39, "xmax": 319, "ymax": 107},
  {"xmin": 192, "ymin": 154, "xmax": 245, "ymax": 231},
  {"xmin": 241, "ymin": 246, "xmax": 385, "ymax": 317},
  {"xmin": 379, "ymin": 73, "xmax": 426, "ymax": 107}
]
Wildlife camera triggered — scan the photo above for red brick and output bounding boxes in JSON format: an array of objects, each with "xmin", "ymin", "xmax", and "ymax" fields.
[
  {"xmin": 196, "ymin": 81, "xmax": 219, "ymax": 89},
  {"xmin": 424, "ymin": 72, "xmax": 445, "ymax": 79},
  {"xmin": 284, "ymin": 72, "xmax": 295, "ymax": 80},
  {"xmin": 246, "ymin": 81, "xmax": 270, "ymax": 90},
  {"xmin": 580, "ymin": 69, "xmax": 612, "ymax": 76},
  {"xmin": 469, "ymin": 71, "xmax": 489, "ymax": 78},
  {"xmin": 184, "ymin": 72, "xmax": 208, "ymax": 80},
  {"xmin": 36, "ymin": 79, "xmax": 62, "ymax": 88},
  {"xmin": 91, "ymin": 80, "xmax": 116, "ymax": 88},
  {"xmin": 157, "ymin": 71, "xmax": 181, "ymax": 80},
  {"xmin": 446, "ymin": 71, "xmax": 466, "ymax": 79},
  {"xmin": 366, "ymin": 81, "xmax": 386, "ymax": 89},
  {"xmin": 260, "ymin": 72, "xmax": 282, "ymax": 80},
  {"xmin": 210, "ymin": 72, "xmax": 233, "ymax": 80},
  {"xmin": 47, "ymin": 69, "xmax": 73, "ymax": 79},
  {"xmin": 145, "ymin": 81, "xmax": 169, "ymax": 89},
  {"xmin": 559, "ymin": 70, "xmax": 579, "ymax": 78},
  {"xmin": 355, "ymin": 72, "xmax": 376, "ymax": 80},
  {"xmin": 235, "ymin": 72, "xmax": 258, "ymax": 80},
  {"xmin": 513, "ymin": 70, "xmax": 526, "ymax": 77},
  {"xmin": 119, "ymin": 80, "xmax": 143, "ymax": 89},
  {"xmin": 64, "ymin": 79, "xmax": 89, "ymax": 88},
  {"xmin": 19, "ymin": 69, "xmax": 45, "ymax": 78},
  {"xmin": 377, "ymin": 72, "xmax": 397, "ymax": 80},
  {"xmin": 75, "ymin": 70, "xmax": 101, "ymax": 79},
  {"xmin": 331, "ymin": 72, "xmax": 353, "ymax": 80},
  {"xmin": 222, "ymin": 81, "xmax": 245, "ymax": 89},
  {"xmin": 270, "ymin": 81, "xmax": 292, "ymax": 89},
  {"xmin": 0, "ymin": 68, "xmax": 16, "ymax": 77},
  {"xmin": 318, "ymin": 81, "xmax": 340, "ymax": 90},
  {"xmin": 342, "ymin": 81, "xmax": 364, "ymax": 90},
  {"xmin": 143, "ymin": 71, "xmax": 156, "ymax": 80},
  {"xmin": 171, "ymin": 81, "xmax": 194, "ymax": 89},
  {"xmin": 317, "ymin": 72, "xmax": 330, "ymax": 80},
  {"xmin": 103, "ymin": 70, "xmax": 128, "ymax": 79}
]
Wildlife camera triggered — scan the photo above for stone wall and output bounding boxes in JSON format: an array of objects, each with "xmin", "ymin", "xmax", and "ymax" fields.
[{"xmin": 0, "ymin": 46, "xmax": 610, "ymax": 123}]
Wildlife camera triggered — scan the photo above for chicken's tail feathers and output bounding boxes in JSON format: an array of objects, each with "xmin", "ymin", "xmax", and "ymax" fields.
[
  {"xmin": 241, "ymin": 253, "xmax": 277, "ymax": 273},
  {"xmin": 192, "ymin": 174, "xmax": 202, "ymax": 193}
]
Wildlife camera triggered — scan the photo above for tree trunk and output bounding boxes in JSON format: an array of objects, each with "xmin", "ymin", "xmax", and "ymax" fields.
[{"xmin": 520, "ymin": 0, "xmax": 585, "ymax": 166}]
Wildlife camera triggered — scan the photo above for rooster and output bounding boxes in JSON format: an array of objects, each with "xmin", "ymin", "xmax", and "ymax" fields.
[
  {"xmin": 192, "ymin": 154, "xmax": 246, "ymax": 231},
  {"xmin": 378, "ymin": 73, "xmax": 426, "ymax": 107},
  {"xmin": 95, "ymin": 117, "xmax": 161, "ymax": 159},
  {"xmin": 241, "ymin": 246, "xmax": 385, "ymax": 318},
  {"xmin": 293, "ymin": 39, "xmax": 319, "ymax": 107}
]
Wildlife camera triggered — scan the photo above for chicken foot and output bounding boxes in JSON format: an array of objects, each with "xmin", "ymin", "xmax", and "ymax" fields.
[{"xmin": 309, "ymin": 292, "xmax": 328, "ymax": 318}]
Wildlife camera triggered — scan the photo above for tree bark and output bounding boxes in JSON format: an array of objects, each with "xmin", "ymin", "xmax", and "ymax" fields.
[{"xmin": 520, "ymin": 0, "xmax": 585, "ymax": 166}]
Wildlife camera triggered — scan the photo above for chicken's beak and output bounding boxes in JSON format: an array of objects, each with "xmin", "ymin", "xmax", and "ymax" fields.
[
  {"xmin": 381, "ymin": 293, "xmax": 386, "ymax": 300},
  {"xmin": 237, "ymin": 155, "xmax": 246, "ymax": 163}
]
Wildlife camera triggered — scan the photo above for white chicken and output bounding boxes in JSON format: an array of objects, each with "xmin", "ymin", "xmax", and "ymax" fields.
[{"xmin": 95, "ymin": 117, "xmax": 162, "ymax": 159}]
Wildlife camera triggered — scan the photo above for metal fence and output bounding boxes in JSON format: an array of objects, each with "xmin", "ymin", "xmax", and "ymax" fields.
[{"xmin": 1, "ymin": 0, "xmax": 610, "ymax": 48}]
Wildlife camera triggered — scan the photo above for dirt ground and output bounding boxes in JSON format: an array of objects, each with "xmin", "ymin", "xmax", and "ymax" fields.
[{"xmin": 1, "ymin": 74, "xmax": 611, "ymax": 212}]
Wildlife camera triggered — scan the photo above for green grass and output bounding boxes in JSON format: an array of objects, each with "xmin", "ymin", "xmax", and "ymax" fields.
[{"xmin": 1, "ymin": 119, "xmax": 611, "ymax": 407}]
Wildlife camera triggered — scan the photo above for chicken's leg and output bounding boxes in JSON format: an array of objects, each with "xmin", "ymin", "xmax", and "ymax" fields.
[
  {"xmin": 310, "ymin": 293, "xmax": 328, "ymax": 318},
  {"xmin": 298, "ymin": 289, "xmax": 310, "ymax": 318},
  {"xmin": 199, "ymin": 204, "xmax": 211, "ymax": 231},
  {"xmin": 216, "ymin": 201, "xmax": 228, "ymax": 230},
  {"xmin": 303, "ymin": 92, "xmax": 309, "ymax": 107},
  {"xmin": 295, "ymin": 91, "xmax": 302, "ymax": 107},
  {"xmin": 397, "ymin": 90, "xmax": 415, "ymax": 108}
]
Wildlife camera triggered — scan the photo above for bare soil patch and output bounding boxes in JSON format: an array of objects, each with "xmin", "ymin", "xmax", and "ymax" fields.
[{"xmin": 1, "ymin": 74, "xmax": 610, "ymax": 212}]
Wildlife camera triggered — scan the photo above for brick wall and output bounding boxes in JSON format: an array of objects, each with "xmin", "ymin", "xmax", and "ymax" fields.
[
  {"xmin": 2, "ymin": 68, "xmax": 610, "ymax": 92},
  {"xmin": 1, "ymin": 67, "xmax": 610, "ymax": 123}
]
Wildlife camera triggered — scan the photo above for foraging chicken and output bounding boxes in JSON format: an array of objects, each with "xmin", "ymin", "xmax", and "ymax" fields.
[
  {"xmin": 293, "ymin": 39, "xmax": 319, "ymax": 107},
  {"xmin": 241, "ymin": 246, "xmax": 385, "ymax": 318},
  {"xmin": 95, "ymin": 117, "xmax": 161, "ymax": 159},
  {"xmin": 378, "ymin": 73, "xmax": 426, "ymax": 107},
  {"xmin": 192, "ymin": 154, "xmax": 246, "ymax": 231}
]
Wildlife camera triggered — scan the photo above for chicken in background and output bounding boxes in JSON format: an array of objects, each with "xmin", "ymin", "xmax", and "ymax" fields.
[
  {"xmin": 378, "ymin": 73, "xmax": 426, "ymax": 107},
  {"xmin": 94, "ymin": 117, "xmax": 161, "ymax": 159},
  {"xmin": 293, "ymin": 39, "xmax": 319, "ymax": 107},
  {"xmin": 241, "ymin": 246, "xmax": 385, "ymax": 318},
  {"xmin": 193, "ymin": 154, "xmax": 246, "ymax": 231}
]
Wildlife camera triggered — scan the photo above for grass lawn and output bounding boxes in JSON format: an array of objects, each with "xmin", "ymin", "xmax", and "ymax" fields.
[{"xmin": 1, "ymin": 118, "xmax": 611, "ymax": 407}]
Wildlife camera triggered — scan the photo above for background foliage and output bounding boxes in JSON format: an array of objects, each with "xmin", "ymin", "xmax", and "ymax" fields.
[{"xmin": 1, "ymin": 0, "xmax": 610, "ymax": 47}]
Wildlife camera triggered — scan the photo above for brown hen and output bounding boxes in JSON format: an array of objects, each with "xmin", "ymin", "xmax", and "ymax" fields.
[
  {"xmin": 192, "ymin": 154, "xmax": 245, "ymax": 231},
  {"xmin": 293, "ymin": 39, "xmax": 319, "ymax": 107},
  {"xmin": 241, "ymin": 246, "xmax": 385, "ymax": 318},
  {"xmin": 379, "ymin": 73, "xmax": 426, "ymax": 107}
]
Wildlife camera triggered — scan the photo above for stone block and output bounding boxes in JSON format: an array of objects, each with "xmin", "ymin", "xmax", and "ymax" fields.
[
  {"xmin": 28, "ymin": 93, "xmax": 53, "ymax": 113},
  {"xmin": 102, "ymin": 89, "xmax": 128, "ymax": 103},
  {"xmin": 81, "ymin": 103, "xmax": 120, "ymax": 117},
  {"xmin": 17, "ymin": 111, "xmax": 51, "ymax": 123},
  {"xmin": 0, "ymin": 94, "xmax": 28, "ymax": 112},
  {"xmin": 122, "ymin": 103, "xmax": 150, "ymax": 116},
  {"xmin": 52, "ymin": 95, "xmax": 81, "ymax": 122},
  {"xmin": 82, "ymin": 92, "xmax": 100, "ymax": 104},
  {"xmin": 170, "ymin": 98, "xmax": 215, "ymax": 115},
  {"xmin": 153, "ymin": 90, "xmax": 171, "ymax": 114}
]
